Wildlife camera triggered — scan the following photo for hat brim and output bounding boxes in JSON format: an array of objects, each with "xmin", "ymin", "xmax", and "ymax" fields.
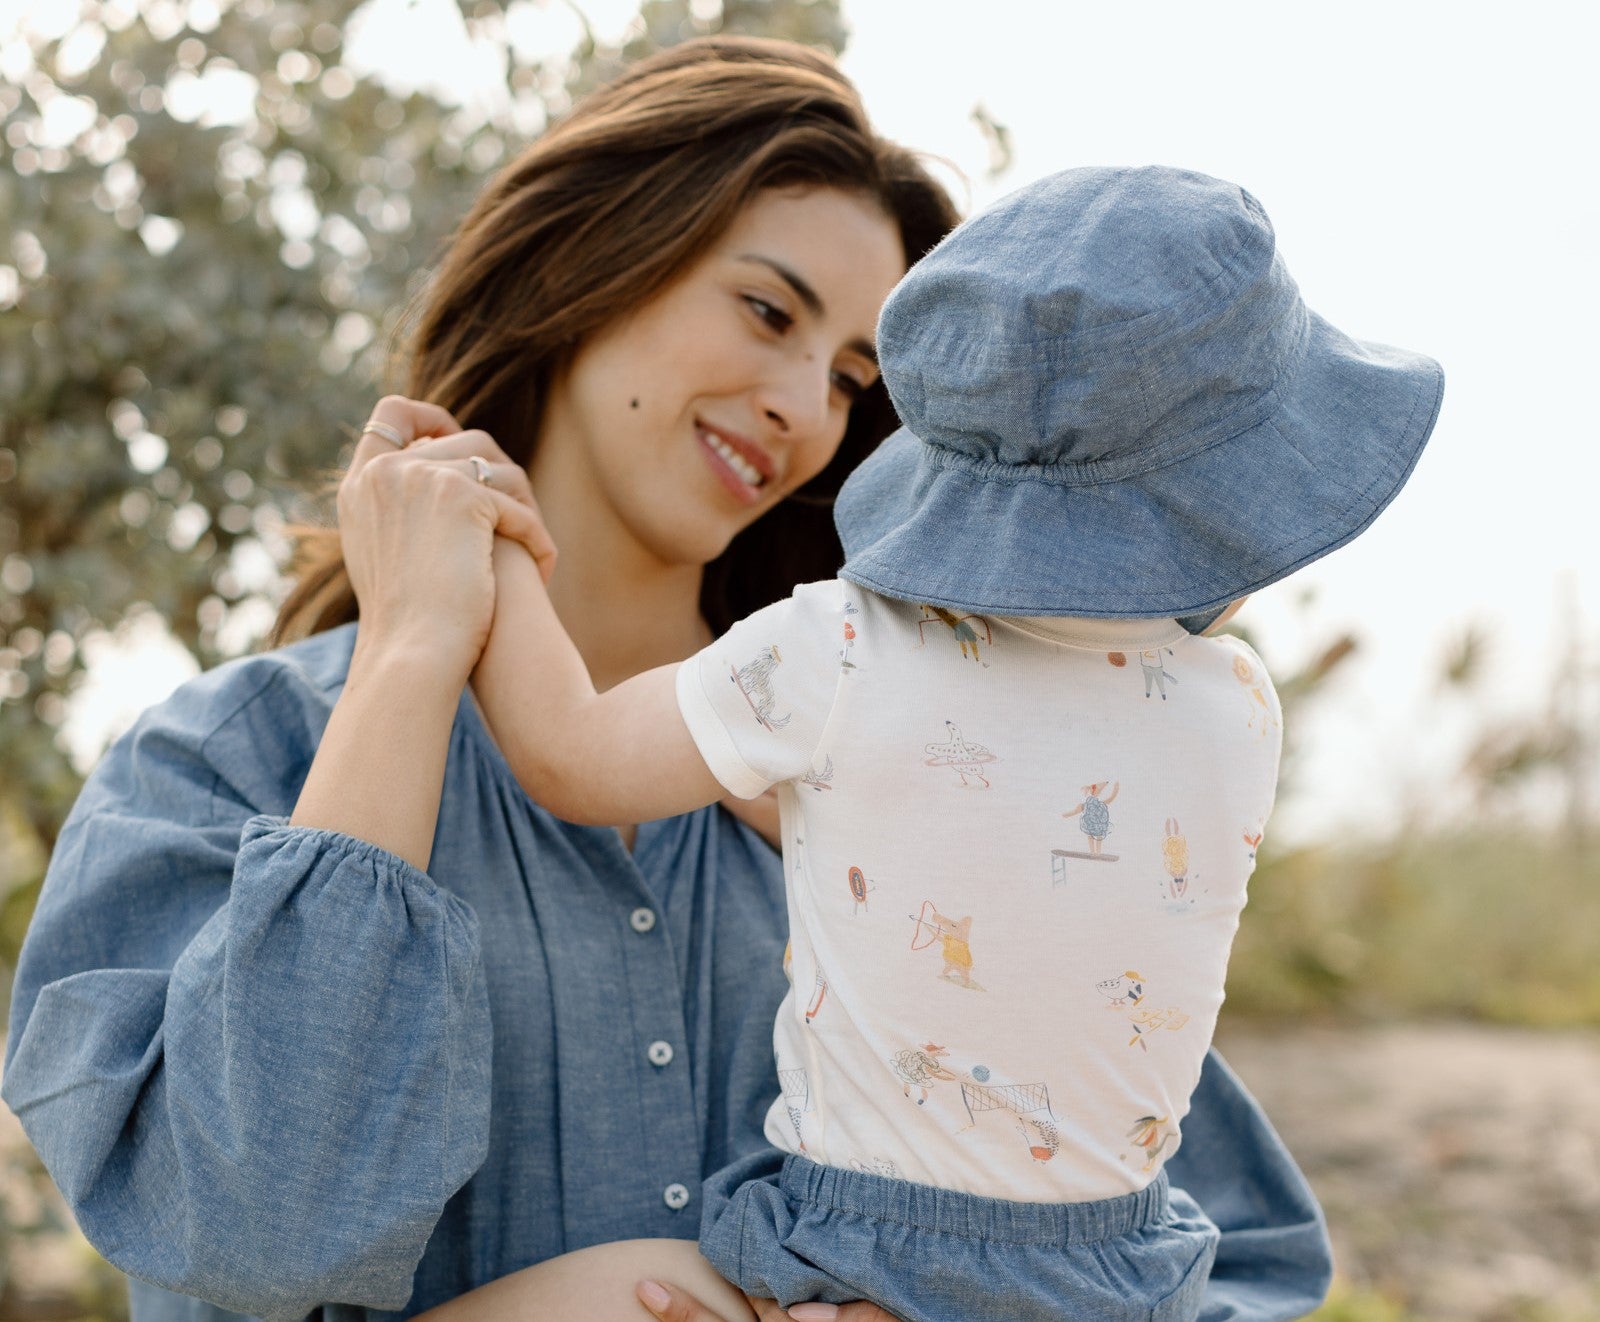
[{"xmin": 835, "ymin": 311, "xmax": 1444, "ymax": 618}]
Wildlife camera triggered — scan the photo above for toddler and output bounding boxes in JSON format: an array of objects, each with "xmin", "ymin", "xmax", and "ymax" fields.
[{"xmin": 472, "ymin": 166, "xmax": 1443, "ymax": 1321}]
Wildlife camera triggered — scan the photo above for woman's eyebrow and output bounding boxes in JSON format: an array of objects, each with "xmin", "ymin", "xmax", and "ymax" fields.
[{"xmin": 736, "ymin": 253, "xmax": 878, "ymax": 364}]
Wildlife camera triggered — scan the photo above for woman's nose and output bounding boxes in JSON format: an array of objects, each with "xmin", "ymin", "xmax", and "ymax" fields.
[{"xmin": 758, "ymin": 356, "xmax": 833, "ymax": 440}]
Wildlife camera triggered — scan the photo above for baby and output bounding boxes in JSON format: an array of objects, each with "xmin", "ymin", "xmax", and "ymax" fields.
[{"xmin": 472, "ymin": 166, "xmax": 1443, "ymax": 1320}]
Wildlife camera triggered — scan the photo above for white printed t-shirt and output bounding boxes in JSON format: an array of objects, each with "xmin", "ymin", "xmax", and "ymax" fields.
[{"xmin": 675, "ymin": 580, "xmax": 1282, "ymax": 1203}]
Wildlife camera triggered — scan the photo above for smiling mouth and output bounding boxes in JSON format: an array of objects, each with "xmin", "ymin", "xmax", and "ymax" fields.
[{"xmin": 696, "ymin": 423, "xmax": 770, "ymax": 501}]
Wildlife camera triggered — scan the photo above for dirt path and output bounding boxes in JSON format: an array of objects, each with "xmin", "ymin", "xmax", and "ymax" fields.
[
  {"xmin": 1216, "ymin": 1023, "xmax": 1600, "ymax": 1320},
  {"xmin": 4, "ymin": 1025, "xmax": 1600, "ymax": 1319}
]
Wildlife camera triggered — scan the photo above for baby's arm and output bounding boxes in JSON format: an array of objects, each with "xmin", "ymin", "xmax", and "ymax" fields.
[{"xmin": 472, "ymin": 539, "xmax": 725, "ymax": 826}]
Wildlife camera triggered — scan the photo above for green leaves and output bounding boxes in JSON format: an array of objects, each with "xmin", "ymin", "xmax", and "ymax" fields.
[{"xmin": 0, "ymin": 0, "xmax": 845, "ymax": 957}]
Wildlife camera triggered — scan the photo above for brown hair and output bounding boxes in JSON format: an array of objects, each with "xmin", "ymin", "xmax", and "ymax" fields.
[{"xmin": 271, "ymin": 35, "xmax": 958, "ymax": 645}]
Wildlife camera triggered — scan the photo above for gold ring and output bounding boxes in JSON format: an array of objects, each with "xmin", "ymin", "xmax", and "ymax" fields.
[
  {"xmin": 470, "ymin": 455, "xmax": 492, "ymax": 487},
  {"xmin": 360, "ymin": 419, "xmax": 406, "ymax": 449}
]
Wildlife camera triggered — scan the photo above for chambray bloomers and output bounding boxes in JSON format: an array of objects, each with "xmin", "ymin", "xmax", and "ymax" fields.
[{"xmin": 4, "ymin": 622, "xmax": 1331, "ymax": 1320}]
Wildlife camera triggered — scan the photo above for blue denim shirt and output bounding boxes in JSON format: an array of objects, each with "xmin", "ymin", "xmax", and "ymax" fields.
[{"xmin": 3, "ymin": 624, "xmax": 1330, "ymax": 1321}]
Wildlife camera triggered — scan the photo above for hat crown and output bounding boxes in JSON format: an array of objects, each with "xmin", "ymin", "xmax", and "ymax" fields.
[{"xmin": 876, "ymin": 166, "xmax": 1308, "ymax": 474}]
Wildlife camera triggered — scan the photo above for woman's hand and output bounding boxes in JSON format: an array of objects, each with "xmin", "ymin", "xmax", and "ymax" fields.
[
  {"xmin": 291, "ymin": 396, "xmax": 555, "ymax": 868},
  {"xmin": 637, "ymin": 1281, "xmax": 903, "ymax": 1322},
  {"xmin": 338, "ymin": 395, "xmax": 556, "ymax": 685}
]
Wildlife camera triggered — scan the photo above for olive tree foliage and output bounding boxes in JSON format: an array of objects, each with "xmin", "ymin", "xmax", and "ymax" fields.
[{"xmin": 0, "ymin": 0, "xmax": 844, "ymax": 963}]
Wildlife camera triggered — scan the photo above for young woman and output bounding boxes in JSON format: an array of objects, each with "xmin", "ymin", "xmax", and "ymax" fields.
[{"xmin": 3, "ymin": 38, "xmax": 1331, "ymax": 1322}]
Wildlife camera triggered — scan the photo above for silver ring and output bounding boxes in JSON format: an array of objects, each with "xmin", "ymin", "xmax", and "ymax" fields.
[
  {"xmin": 360, "ymin": 419, "xmax": 406, "ymax": 449},
  {"xmin": 469, "ymin": 455, "xmax": 492, "ymax": 487}
]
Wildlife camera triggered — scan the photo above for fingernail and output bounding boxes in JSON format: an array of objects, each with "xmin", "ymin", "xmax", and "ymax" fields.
[
  {"xmin": 638, "ymin": 1280, "xmax": 671, "ymax": 1311},
  {"xmin": 788, "ymin": 1307, "xmax": 840, "ymax": 1321}
]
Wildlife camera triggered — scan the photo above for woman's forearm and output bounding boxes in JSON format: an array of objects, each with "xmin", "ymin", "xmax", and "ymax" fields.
[
  {"xmin": 291, "ymin": 630, "xmax": 467, "ymax": 871},
  {"xmin": 414, "ymin": 1238, "xmax": 758, "ymax": 1322}
]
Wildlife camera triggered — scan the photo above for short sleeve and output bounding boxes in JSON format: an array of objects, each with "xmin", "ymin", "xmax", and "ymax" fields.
[{"xmin": 676, "ymin": 579, "xmax": 850, "ymax": 798}]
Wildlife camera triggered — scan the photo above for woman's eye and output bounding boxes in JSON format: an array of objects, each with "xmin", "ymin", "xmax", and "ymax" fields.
[
  {"xmin": 744, "ymin": 296, "xmax": 792, "ymax": 332},
  {"xmin": 831, "ymin": 371, "xmax": 869, "ymax": 400}
]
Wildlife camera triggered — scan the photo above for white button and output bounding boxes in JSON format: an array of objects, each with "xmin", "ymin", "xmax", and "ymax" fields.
[
  {"xmin": 663, "ymin": 1182, "xmax": 691, "ymax": 1210},
  {"xmin": 629, "ymin": 907, "xmax": 657, "ymax": 933},
  {"xmin": 647, "ymin": 1040, "xmax": 674, "ymax": 1067}
]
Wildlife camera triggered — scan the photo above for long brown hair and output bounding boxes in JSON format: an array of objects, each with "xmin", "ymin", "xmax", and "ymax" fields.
[{"xmin": 271, "ymin": 35, "xmax": 958, "ymax": 645}]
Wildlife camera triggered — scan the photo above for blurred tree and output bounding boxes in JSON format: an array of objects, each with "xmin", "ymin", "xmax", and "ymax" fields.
[
  {"xmin": 0, "ymin": 0, "xmax": 843, "ymax": 980},
  {"xmin": 2, "ymin": 0, "xmax": 846, "ymax": 1305}
]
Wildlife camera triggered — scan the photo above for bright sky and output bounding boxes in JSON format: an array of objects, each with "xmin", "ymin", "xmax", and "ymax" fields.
[{"xmin": 42, "ymin": 0, "xmax": 1600, "ymax": 845}]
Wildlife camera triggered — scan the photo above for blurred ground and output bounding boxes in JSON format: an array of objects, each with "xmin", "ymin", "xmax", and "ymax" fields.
[
  {"xmin": 1217, "ymin": 1023, "xmax": 1600, "ymax": 1321},
  {"xmin": 4, "ymin": 1024, "xmax": 1600, "ymax": 1319}
]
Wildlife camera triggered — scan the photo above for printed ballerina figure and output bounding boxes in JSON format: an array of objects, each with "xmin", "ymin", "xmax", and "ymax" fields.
[
  {"xmin": 891, "ymin": 1042, "xmax": 962, "ymax": 1105},
  {"xmin": 1139, "ymin": 648, "xmax": 1178, "ymax": 700},
  {"xmin": 1061, "ymin": 781, "xmax": 1120, "ymax": 856},
  {"xmin": 923, "ymin": 720, "xmax": 999, "ymax": 789},
  {"xmin": 1161, "ymin": 817, "xmax": 1189, "ymax": 897},
  {"xmin": 1232, "ymin": 653, "xmax": 1279, "ymax": 738},
  {"xmin": 910, "ymin": 900, "xmax": 984, "ymax": 991},
  {"xmin": 1126, "ymin": 1114, "xmax": 1179, "ymax": 1172},
  {"xmin": 916, "ymin": 605, "xmax": 993, "ymax": 663},
  {"xmin": 730, "ymin": 644, "xmax": 790, "ymax": 731}
]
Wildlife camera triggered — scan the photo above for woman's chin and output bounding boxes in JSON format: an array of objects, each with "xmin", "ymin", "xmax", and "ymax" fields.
[{"xmin": 640, "ymin": 503, "xmax": 769, "ymax": 570}]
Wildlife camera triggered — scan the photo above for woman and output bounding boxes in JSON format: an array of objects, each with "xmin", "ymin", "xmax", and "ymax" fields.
[{"xmin": 2, "ymin": 37, "xmax": 1330, "ymax": 1321}]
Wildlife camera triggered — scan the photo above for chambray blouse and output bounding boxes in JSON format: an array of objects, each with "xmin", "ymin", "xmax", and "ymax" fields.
[{"xmin": 2, "ymin": 623, "xmax": 1331, "ymax": 1322}]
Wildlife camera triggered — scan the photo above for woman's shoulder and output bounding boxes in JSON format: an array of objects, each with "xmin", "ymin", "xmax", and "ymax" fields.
[
  {"xmin": 106, "ymin": 624, "xmax": 362, "ymax": 798},
  {"xmin": 161, "ymin": 622, "xmax": 359, "ymax": 732}
]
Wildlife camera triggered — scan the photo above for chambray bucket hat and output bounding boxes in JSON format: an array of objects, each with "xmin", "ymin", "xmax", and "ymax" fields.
[{"xmin": 834, "ymin": 165, "xmax": 1445, "ymax": 622}]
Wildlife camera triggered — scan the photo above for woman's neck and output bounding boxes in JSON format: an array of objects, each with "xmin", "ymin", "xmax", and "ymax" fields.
[
  {"xmin": 543, "ymin": 548, "xmax": 711, "ymax": 694},
  {"xmin": 526, "ymin": 462, "xmax": 710, "ymax": 693}
]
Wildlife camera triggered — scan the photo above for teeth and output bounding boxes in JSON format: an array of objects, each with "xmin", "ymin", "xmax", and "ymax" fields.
[{"xmin": 705, "ymin": 432, "xmax": 764, "ymax": 487}]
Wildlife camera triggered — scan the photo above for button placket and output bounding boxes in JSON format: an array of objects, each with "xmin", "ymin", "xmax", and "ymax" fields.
[
  {"xmin": 646, "ymin": 1039, "xmax": 674, "ymax": 1067},
  {"xmin": 662, "ymin": 1182, "xmax": 691, "ymax": 1211},
  {"xmin": 629, "ymin": 906, "xmax": 657, "ymax": 933}
]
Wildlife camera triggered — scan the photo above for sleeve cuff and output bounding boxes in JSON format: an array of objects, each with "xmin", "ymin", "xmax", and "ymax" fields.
[
  {"xmin": 673, "ymin": 660, "xmax": 773, "ymax": 800},
  {"xmin": 239, "ymin": 814, "xmax": 442, "ymax": 895}
]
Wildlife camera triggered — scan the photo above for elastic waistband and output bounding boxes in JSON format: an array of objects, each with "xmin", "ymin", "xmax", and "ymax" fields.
[{"xmin": 778, "ymin": 1156, "xmax": 1171, "ymax": 1246}]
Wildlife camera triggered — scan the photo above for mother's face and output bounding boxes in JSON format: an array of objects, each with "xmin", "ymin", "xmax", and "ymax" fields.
[{"xmin": 535, "ymin": 186, "xmax": 908, "ymax": 568}]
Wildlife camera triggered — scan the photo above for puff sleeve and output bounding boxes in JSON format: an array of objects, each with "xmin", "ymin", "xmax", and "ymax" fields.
[{"xmin": 1, "ymin": 648, "xmax": 491, "ymax": 1319}]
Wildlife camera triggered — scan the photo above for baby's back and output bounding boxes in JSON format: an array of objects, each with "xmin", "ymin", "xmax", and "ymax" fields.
[{"xmin": 769, "ymin": 586, "xmax": 1281, "ymax": 1204}]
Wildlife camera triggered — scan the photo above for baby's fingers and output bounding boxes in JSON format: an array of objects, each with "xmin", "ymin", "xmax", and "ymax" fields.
[{"xmin": 490, "ymin": 492, "xmax": 558, "ymax": 584}]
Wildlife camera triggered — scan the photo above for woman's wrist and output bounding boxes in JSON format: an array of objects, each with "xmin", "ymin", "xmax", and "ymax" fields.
[
  {"xmin": 350, "ymin": 616, "xmax": 479, "ymax": 695},
  {"xmin": 292, "ymin": 629, "xmax": 468, "ymax": 870}
]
